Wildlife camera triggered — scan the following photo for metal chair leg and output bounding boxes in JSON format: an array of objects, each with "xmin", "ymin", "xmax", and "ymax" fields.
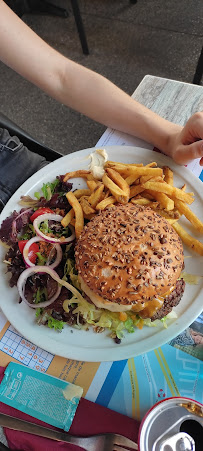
[
  {"xmin": 70, "ymin": 0, "xmax": 89, "ymax": 55},
  {"xmin": 25, "ymin": 0, "xmax": 68, "ymax": 18},
  {"xmin": 193, "ymin": 47, "xmax": 203, "ymax": 85}
]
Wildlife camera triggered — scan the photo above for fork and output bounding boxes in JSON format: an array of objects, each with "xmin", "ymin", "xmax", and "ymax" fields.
[{"xmin": 0, "ymin": 413, "xmax": 138, "ymax": 450}]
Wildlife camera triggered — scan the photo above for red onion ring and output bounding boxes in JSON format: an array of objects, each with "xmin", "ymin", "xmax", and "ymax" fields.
[
  {"xmin": 17, "ymin": 266, "xmax": 62, "ymax": 308},
  {"xmin": 17, "ymin": 266, "xmax": 84, "ymax": 309},
  {"xmin": 23, "ymin": 236, "xmax": 62, "ymax": 268},
  {"xmin": 33, "ymin": 213, "xmax": 75, "ymax": 244}
]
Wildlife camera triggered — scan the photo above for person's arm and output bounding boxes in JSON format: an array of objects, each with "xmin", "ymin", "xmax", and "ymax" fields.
[{"xmin": 0, "ymin": 0, "xmax": 203, "ymax": 165}]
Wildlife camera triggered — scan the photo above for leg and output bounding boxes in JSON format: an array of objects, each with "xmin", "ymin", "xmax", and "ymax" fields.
[
  {"xmin": 0, "ymin": 112, "xmax": 62, "ymax": 161},
  {"xmin": 70, "ymin": 0, "xmax": 89, "ymax": 55},
  {"xmin": 0, "ymin": 127, "xmax": 49, "ymax": 211}
]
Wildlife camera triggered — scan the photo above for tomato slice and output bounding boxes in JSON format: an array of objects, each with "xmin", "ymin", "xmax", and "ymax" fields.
[
  {"xmin": 18, "ymin": 240, "xmax": 40, "ymax": 264},
  {"xmin": 30, "ymin": 207, "xmax": 54, "ymax": 222}
]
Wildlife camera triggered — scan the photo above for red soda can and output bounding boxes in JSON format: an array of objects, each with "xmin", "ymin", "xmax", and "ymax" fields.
[{"xmin": 138, "ymin": 397, "xmax": 203, "ymax": 451}]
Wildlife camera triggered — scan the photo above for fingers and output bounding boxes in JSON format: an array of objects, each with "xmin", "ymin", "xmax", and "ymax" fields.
[
  {"xmin": 182, "ymin": 112, "xmax": 203, "ymax": 144},
  {"xmin": 174, "ymin": 140, "xmax": 203, "ymax": 165}
]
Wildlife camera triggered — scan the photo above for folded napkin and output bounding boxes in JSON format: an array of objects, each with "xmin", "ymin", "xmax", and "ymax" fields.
[{"xmin": 0, "ymin": 367, "xmax": 140, "ymax": 451}]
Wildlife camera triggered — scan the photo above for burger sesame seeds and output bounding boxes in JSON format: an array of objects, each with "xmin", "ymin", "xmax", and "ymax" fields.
[
  {"xmin": 163, "ymin": 225, "xmax": 169, "ymax": 232},
  {"xmin": 137, "ymin": 284, "xmax": 143, "ymax": 292},
  {"xmin": 75, "ymin": 203, "xmax": 184, "ymax": 307},
  {"xmin": 159, "ymin": 236, "xmax": 167, "ymax": 244},
  {"xmin": 127, "ymin": 267, "xmax": 133, "ymax": 274}
]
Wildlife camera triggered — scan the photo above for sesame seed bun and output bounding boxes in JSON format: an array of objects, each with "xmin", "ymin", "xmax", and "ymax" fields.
[{"xmin": 75, "ymin": 204, "xmax": 184, "ymax": 314}]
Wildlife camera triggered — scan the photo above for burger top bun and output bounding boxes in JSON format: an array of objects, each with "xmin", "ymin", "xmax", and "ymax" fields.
[{"xmin": 75, "ymin": 204, "xmax": 184, "ymax": 312}]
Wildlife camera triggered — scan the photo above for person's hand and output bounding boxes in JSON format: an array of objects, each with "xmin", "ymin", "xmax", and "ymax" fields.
[{"xmin": 168, "ymin": 112, "xmax": 203, "ymax": 166}]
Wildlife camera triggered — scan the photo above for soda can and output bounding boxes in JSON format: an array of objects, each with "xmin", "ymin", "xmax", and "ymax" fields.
[{"xmin": 138, "ymin": 397, "xmax": 203, "ymax": 451}]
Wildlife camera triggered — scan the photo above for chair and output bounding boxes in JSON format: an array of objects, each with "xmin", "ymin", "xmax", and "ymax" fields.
[
  {"xmin": 0, "ymin": 112, "xmax": 62, "ymax": 161},
  {"xmin": 193, "ymin": 46, "xmax": 203, "ymax": 85},
  {"xmin": 5, "ymin": 0, "xmax": 89, "ymax": 55},
  {"xmin": 6, "ymin": 1, "xmax": 138, "ymax": 55}
]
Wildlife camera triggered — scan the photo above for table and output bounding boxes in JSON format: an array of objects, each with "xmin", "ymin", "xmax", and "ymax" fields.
[{"xmin": 0, "ymin": 75, "xmax": 203, "ymax": 446}]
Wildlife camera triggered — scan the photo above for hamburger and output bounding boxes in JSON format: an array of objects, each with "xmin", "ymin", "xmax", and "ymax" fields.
[{"xmin": 75, "ymin": 204, "xmax": 185, "ymax": 322}]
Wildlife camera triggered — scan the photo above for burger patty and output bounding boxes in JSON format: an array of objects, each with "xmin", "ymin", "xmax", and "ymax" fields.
[{"xmin": 151, "ymin": 278, "xmax": 185, "ymax": 321}]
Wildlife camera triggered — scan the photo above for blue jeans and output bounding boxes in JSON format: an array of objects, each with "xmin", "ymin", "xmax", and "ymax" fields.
[{"xmin": 0, "ymin": 128, "xmax": 48, "ymax": 212}]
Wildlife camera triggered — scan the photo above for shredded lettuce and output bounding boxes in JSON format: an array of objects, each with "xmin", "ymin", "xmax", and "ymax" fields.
[
  {"xmin": 69, "ymin": 295, "xmax": 152, "ymax": 339},
  {"xmin": 63, "ymin": 258, "xmax": 81, "ymax": 290}
]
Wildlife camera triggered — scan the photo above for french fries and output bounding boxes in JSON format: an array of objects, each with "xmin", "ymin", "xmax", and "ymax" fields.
[
  {"xmin": 145, "ymin": 190, "xmax": 174, "ymax": 211},
  {"xmin": 86, "ymin": 180, "xmax": 98, "ymax": 192},
  {"xmin": 142, "ymin": 181, "xmax": 194, "ymax": 204},
  {"xmin": 174, "ymin": 199, "xmax": 203, "ymax": 233},
  {"xmin": 129, "ymin": 185, "xmax": 145, "ymax": 198},
  {"xmin": 105, "ymin": 161, "xmax": 143, "ymax": 169},
  {"xmin": 61, "ymin": 208, "xmax": 74, "ymax": 228},
  {"xmin": 73, "ymin": 189, "xmax": 91, "ymax": 199},
  {"xmin": 131, "ymin": 197, "xmax": 157, "ymax": 207},
  {"xmin": 88, "ymin": 184, "xmax": 105, "ymax": 208},
  {"xmin": 110, "ymin": 166, "xmax": 163, "ymax": 179},
  {"xmin": 79, "ymin": 197, "xmax": 95, "ymax": 215},
  {"xmin": 63, "ymin": 170, "xmax": 90, "ymax": 183},
  {"xmin": 163, "ymin": 166, "xmax": 174, "ymax": 185},
  {"xmin": 106, "ymin": 168, "xmax": 130, "ymax": 198},
  {"xmin": 172, "ymin": 222, "xmax": 203, "ymax": 256},
  {"xmin": 102, "ymin": 173, "xmax": 129, "ymax": 203},
  {"xmin": 96, "ymin": 196, "xmax": 116, "ymax": 210},
  {"xmin": 61, "ymin": 157, "xmax": 202, "ymax": 255},
  {"xmin": 66, "ymin": 192, "xmax": 84, "ymax": 239}
]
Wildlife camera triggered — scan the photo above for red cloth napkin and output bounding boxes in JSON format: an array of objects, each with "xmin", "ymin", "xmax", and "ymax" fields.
[{"xmin": 0, "ymin": 367, "xmax": 140, "ymax": 450}]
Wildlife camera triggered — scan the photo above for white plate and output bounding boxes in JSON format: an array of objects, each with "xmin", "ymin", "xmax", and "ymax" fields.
[{"xmin": 0, "ymin": 146, "xmax": 202, "ymax": 362}]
